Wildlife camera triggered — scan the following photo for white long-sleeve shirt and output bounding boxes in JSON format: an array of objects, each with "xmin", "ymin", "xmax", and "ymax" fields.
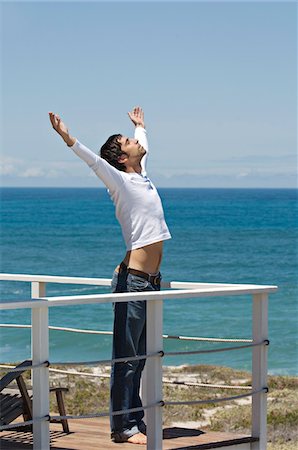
[{"xmin": 70, "ymin": 127, "xmax": 171, "ymax": 251}]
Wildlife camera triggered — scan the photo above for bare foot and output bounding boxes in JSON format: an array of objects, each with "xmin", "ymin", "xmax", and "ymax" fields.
[{"xmin": 127, "ymin": 432, "xmax": 147, "ymax": 445}]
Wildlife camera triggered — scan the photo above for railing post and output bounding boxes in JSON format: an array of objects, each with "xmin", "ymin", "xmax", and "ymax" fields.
[
  {"xmin": 145, "ymin": 299, "xmax": 163, "ymax": 450},
  {"xmin": 141, "ymin": 358, "xmax": 148, "ymax": 424},
  {"xmin": 31, "ymin": 282, "xmax": 50, "ymax": 450},
  {"xmin": 252, "ymin": 293, "xmax": 268, "ymax": 450}
]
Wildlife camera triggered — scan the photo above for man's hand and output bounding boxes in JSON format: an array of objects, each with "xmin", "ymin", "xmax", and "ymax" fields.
[
  {"xmin": 128, "ymin": 106, "xmax": 145, "ymax": 128},
  {"xmin": 49, "ymin": 112, "xmax": 76, "ymax": 147}
]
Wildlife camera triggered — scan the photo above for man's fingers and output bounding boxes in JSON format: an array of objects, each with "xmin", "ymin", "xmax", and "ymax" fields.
[
  {"xmin": 49, "ymin": 113, "xmax": 56, "ymax": 128},
  {"xmin": 49, "ymin": 112, "xmax": 60, "ymax": 130},
  {"xmin": 128, "ymin": 107, "xmax": 143, "ymax": 123},
  {"xmin": 136, "ymin": 106, "xmax": 143, "ymax": 118}
]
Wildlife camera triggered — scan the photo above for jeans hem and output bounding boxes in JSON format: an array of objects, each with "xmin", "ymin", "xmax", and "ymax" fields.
[{"xmin": 111, "ymin": 425, "xmax": 140, "ymax": 442}]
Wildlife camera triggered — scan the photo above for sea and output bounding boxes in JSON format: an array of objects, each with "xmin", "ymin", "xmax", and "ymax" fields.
[{"xmin": 0, "ymin": 187, "xmax": 297, "ymax": 376}]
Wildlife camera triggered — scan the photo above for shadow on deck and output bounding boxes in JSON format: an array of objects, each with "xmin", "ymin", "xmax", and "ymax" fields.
[{"xmin": 0, "ymin": 418, "xmax": 258, "ymax": 450}]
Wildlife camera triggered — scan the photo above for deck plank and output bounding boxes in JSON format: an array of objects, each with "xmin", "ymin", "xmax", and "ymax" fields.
[{"xmin": 0, "ymin": 418, "xmax": 258, "ymax": 449}]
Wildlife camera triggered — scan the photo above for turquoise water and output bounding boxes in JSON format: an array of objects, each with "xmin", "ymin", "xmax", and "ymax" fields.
[{"xmin": 0, "ymin": 188, "xmax": 297, "ymax": 375}]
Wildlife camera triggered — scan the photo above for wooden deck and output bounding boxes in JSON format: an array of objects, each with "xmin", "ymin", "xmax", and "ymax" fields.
[{"xmin": 1, "ymin": 418, "xmax": 258, "ymax": 450}]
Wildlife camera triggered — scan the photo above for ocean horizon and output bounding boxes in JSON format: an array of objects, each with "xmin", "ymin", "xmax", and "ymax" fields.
[{"xmin": 0, "ymin": 187, "xmax": 297, "ymax": 375}]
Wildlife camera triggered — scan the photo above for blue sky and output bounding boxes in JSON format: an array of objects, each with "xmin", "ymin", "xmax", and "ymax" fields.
[{"xmin": 1, "ymin": 1, "xmax": 297, "ymax": 187}]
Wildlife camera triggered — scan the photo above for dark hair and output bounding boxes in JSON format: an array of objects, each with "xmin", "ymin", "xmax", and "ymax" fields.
[{"xmin": 100, "ymin": 134, "xmax": 126, "ymax": 172}]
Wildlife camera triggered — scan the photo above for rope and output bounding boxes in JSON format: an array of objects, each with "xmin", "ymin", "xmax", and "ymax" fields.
[
  {"xmin": 49, "ymin": 326, "xmax": 113, "ymax": 335},
  {"xmin": 0, "ymin": 416, "xmax": 48, "ymax": 431},
  {"xmin": 0, "ymin": 364, "xmax": 21, "ymax": 370},
  {"xmin": 50, "ymin": 369, "xmax": 251, "ymax": 389},
  {"xmin": 164, "ymin": 387, "xmax": 268, "ymax": 407},
  {"xmin": 49, "ymin": 369, "xmax": 252, "ymax": 390},
  {"xmin": 53, "ymin": 351, "xmax": 163, "ymax": 367},
  {"xmin": 0, "ymin": 323, "xmax": 113, "ymax": 335},
  {"xmin": 0, "ymin": 364, "xmax": 111, "ymax": 374},
  {"xmin": 51, "ymin": 370, "xmax": 251, "ymax": 390},
  {"xmin": 50, "ymin": 401, "xmax": 163, "ymax": 421},
  {"xmin": 0, "ymin": 324, "xmax": 32, "ymax": 329},
  {"xmin": 23, "ymin": 388, "xmax": 267, "ymax": 425},
  {"xmin": 0, "ymin": 323, "xmax": 251, "ymax": 343},
  {"xmin": 162, "ymin": 379, "xmax": 252, "ymax": 390},
  {"xmin": 49, "ymin": 368, "xmax": 110, "ymax": 378},
  {"xmin": 163, "ymin": 334, "xmax": 252, "ymax": 343},
  {"xmin": 0, "ymin": 365, "xmax": 251, "ymax": 390},
  {"xmin": 3, "ymin": 361, "xmax": 49, "ymax": 373},
  {"xmin": 164, "ymin": 340, "xmax": 268, "ymax": 357},
  {"xmin": 53, "ymin": 388, "xmax": 267, "ymax": 421},
  {"xmin": 1, "ymin": 341, "xmax": 267, "ymax": 373}
]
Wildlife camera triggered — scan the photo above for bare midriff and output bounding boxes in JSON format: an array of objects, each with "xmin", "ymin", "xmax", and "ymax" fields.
[{"xmin": 115, "ymin": 241, "xmax": 163, "ymax": 274}]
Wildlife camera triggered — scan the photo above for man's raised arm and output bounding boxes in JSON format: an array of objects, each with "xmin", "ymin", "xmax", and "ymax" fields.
[
  {"xmin": 128, "ymin": 107, "xmax": 149, "ymax": 175},
  {"xmin": 49, "ymin": 112, "xmax": 76, "ymax": 147},
  {"xmin": 48, "ymin": 112, "xmax": 124, "ymax": 192},
  {"xmin": 128, "ymin": 107, "xmax": 148, "ymax": 151}
]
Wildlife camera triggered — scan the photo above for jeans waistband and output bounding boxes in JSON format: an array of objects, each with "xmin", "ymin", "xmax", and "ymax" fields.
[{"xmin": 119, "ymin": 262, "xmax": 161, "ymax": 286}]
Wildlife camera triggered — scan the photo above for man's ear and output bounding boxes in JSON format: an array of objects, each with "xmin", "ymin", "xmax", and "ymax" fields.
[{"xmin": 118, "ymin": 153, "xmax": 128, "ymax": 164}]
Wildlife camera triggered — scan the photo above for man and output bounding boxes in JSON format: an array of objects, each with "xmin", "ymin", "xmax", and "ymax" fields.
[{"xmin": 49, "ymin": 107, "xmax": 171, "ymax": 444}]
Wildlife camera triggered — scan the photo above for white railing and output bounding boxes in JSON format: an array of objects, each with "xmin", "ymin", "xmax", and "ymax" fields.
[{"xmin": 0, "ymin": 273, "xmax": 277, "ymax": 450}]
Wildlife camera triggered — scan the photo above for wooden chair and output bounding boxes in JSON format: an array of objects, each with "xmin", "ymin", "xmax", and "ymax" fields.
[{"xmin": 0, "ymin": 360, "xmax": 69, "ymax": 433}]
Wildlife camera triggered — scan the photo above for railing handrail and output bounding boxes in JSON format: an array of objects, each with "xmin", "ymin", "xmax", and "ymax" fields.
[
  {"xmin": 0, "ymin": 273, "xmax": 277, "ymax": 311},
  {"xmin": 0, "ymin": 285, "xmax": 277, "ymax": 310},
  {"xmin": 0, "ymin": 323, "xmax": 253, "ymax": 342},
  {"xmin": 0, "ymin": 272, "xmax": 278, "ymax": 291},
  {"xmin": 0, "ymin": 273, "xmax": 113, "ymax": 286}
]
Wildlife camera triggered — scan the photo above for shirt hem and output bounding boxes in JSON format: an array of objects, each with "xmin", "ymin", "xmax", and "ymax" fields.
[{"xmin": 127, "ymin": 234, "xmax": 172, "ymax": 251}]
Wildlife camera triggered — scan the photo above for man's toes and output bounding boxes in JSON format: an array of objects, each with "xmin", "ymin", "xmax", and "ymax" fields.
[{"xmin": 127, "ymin": 432, "xmax": 147, "ymax": 444}]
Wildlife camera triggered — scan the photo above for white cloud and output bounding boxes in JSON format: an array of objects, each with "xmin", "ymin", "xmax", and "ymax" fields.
[
  {"xmin": 236, "ymin": 171, "xmax": 251, "ymax": 178},
  {"xmin": 0, "ymin": 156, "xmax": 85, "ymax": 179},
  {"xmin": 21, "ymin": 167, "xmax": 45, "ymax": 178},
  {"xmin": 0, "ymin": 163, "xmax": 16, "ymax": 175},
  {"xmin": 0, "ymin": 156, "xmax": 23, "ymax": 175},
  {"xmin": 46, "ymin": 169, "xmax": 60, "ymax": 178}
]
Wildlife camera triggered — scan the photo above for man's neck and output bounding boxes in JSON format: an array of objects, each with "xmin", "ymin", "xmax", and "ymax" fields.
[{"xmin": 126, "ymin": 164, "xmax": 142, "ymax": 174}]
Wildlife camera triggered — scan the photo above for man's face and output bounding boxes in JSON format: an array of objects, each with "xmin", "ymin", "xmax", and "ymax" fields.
[{"xmin": 118, "ymin": 136, "xmax": 146, "ymax": 163}]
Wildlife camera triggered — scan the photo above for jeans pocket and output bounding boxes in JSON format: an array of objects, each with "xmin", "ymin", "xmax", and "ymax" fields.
[
  {"xmin": 111, "ymin": 271, "xmax": 119, "ymax": 293},
  {"xmin": 127, "ymin": 273, "xmax": 149, "ymax": 291}
]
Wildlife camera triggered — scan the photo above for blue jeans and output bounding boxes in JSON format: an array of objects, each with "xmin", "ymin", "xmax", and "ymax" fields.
[{"xmin": 110, "ymin": 267, "xmax": 161, "ymax": 442}]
